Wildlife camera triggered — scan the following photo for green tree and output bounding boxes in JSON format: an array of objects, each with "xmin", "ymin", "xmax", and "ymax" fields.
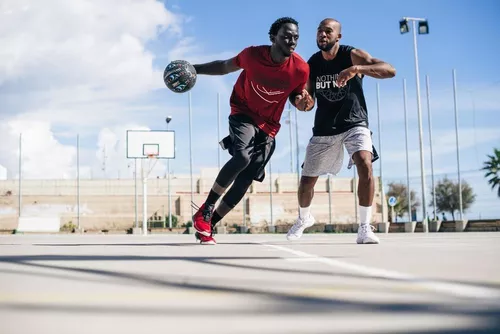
[
  {"xmin": 386, "ymin": 182, "xmax": 420, "ymax": 222},
  {"xmin": 431, "ymin": 177, "xmax": 476, "ymax": 222},
  {"xmin": 482, "ymin": 148, "xmax": 500, "ymax": 198},
  {"xmin": 165, "ymin": 214, "xmax": 178, "ymax": 228}
]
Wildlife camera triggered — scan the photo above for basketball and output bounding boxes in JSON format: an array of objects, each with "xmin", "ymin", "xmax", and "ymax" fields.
[{"xmin": 163, "ymin": 60, "xmax": 197, "ymax": 93}]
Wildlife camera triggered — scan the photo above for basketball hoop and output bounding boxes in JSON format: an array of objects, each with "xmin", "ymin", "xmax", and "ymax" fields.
[
  {"xmin": 147, "ymin": 153, "xmax": 158, "ymax": 159},
  {"xmin": 143, "ymin": 152, "xmax": 159, "ymax": 178},
  {"xmin": 126, "ymin": 129, "xmax": 174, "ymax": 236}
]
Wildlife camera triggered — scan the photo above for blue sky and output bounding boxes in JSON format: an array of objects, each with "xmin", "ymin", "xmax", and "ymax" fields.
[
  {"xmin": 0, "ymin": 0, "xmax": 499, "ymax": 220},
  {"xmin": 156, "ymin": 0, "xmax": 500, "ymax": 219}
]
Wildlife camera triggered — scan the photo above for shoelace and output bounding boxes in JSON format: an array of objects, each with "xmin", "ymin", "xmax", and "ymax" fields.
[
  {"xmin": 289, "ymin": 218, "xmax": 306, "ymax": 234},
  {"xmin": 360, "ymin": 224, "xmax": 376, "ymax": 233},
  {"xmin": 191, "ymin": 201, "xmax": 213, "ymax": 222},
  {"xmin": 202, "ymin": 209, "xmax": 213, "ymax": 221}
]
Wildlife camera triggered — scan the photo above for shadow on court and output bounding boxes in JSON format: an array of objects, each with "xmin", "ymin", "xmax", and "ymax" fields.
[
  {"xmin": 1, "ymin": 253, "xmax": 499, "ymax": 291},
  {"xmin": 0, "ymin": 253, "xmax": 499, "ymax": 334}
]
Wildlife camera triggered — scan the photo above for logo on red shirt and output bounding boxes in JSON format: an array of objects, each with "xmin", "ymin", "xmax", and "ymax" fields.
[{"xmin": 250, "ymin": 81, "xmax": 284, "ymax": 103}]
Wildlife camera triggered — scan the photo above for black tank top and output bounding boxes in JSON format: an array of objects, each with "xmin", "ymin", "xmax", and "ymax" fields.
[{"xmin": 308, "ymin": 45, "xmax": 369, "ymax": 136}]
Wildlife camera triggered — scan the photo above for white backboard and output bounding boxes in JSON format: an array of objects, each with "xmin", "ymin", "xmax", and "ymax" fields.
[{"xmin": 126, "ymin": 130, "xmax": 175, "ymax": 159}]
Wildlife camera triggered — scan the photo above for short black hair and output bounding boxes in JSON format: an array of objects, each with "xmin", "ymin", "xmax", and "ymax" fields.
[{"xmin": 268, "ymin": 17, "xmax": 298, "ymax": 38}]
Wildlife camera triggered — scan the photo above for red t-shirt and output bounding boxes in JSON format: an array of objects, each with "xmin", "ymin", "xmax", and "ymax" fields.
[{"xmin": 230, "ymin": 45, "xmax": 309, "ymax": 137}]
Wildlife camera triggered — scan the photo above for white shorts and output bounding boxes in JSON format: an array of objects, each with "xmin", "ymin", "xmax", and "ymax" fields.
[{"xmin": 302, "ymin": 127, "xmax": 373, "ymax": 177}]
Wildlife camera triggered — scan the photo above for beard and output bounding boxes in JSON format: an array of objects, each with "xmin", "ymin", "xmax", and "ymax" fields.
[{"xmin": 317, "ymin": 40, "xmax": 335, "ymax": 52}]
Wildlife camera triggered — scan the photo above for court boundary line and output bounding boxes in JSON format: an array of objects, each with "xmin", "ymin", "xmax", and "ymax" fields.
[{"xmin": 260, "ymin": 242, "xmax": 500, "ymax": 300}]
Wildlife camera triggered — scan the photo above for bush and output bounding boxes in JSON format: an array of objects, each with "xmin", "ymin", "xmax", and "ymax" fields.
[
  {"xmin": 61, "ymin": 221, "xmax": 77, "ymax": 232},
  {"xmin": 165, "ymin": 215, "xmax": 178, "ymax": 228}
]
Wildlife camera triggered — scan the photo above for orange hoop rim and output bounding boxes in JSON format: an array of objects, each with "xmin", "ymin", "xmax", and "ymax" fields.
[{"xmin": 147, "ymin": 153, "xmax": 159, "ymax": 159}]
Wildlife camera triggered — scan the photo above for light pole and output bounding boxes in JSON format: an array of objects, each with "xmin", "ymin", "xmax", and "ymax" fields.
[
  {"xmin": 166, "ymin": 116, "xmax": 172, "ymax": 229},
  {"xmin": 188, "ymin": 92, "xmax": 194, "ymax": 219},
  {"xmin": 287, "ymin": 103, "xmax": 294, "ymax": 173},
  {"xmin": 376, "ymin": 83, "xmax": 385, "ymax": 224},
  {"xmin": 399, "ymin": 16, "xmax": 429, "ymax": 231},
  {"xmin": 284, "ymin": 104, "xmax": 295, "ymax": 174},
  {"xmin": 217, "ymin": 93, "xmax": 221, "ymax": 171},
  {"xmin": 294, "ymin": 106, "xmax": 300, "ymax": 188},
  {"xmin": 425, "ymin": 75, "xmax": 437, "ymax": 221},
  {"xmin": 452, "ymin": 69, "xmax": 463, "ymax": 220},
  {"xmin": 403, "ymin": 79, "xmax": 412, "ymax": 223}
]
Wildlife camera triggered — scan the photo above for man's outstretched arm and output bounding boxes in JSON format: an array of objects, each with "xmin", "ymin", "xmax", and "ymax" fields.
[
  {"xmin": 336, "ymin": 48, "xmax": 396, "ymax": 87},
  {"xmin": 193, "ymin": 57, "xmax": 241, "ymax": 75},
  {"xmin": 350, "ymin": 48, "xmax": 396, "ymax": 79}
]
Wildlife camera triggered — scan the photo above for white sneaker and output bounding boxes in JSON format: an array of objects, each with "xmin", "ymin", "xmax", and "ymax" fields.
[
  {"xmin": 356, "ymin": 224, "xmax": 380, "ymax": 244},
  {"xmin": 287, "ymin": 215, "xmax": 315, "ymax": 241}
]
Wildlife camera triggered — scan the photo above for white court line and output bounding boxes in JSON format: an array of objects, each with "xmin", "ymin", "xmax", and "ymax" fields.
[{"xmin": 261, "ymin": 243, "xmax": 500, "ymax": 301}]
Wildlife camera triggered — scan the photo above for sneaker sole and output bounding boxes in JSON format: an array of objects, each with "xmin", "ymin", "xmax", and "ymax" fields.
[
  {"xmin": 195, "ymin": 232, "xmax": 216, "ymax": 245},
  {"xmin": 357, "ymin": 238, "xmax": 380, "ymax": 244},
  {"xmin": 200, "ymin": 240, "xmax": 216, "ymax": 245}
]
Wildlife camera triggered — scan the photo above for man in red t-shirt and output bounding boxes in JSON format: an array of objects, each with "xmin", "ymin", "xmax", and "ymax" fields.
[{"xmin": 189, "ymin": 17, "xmax": 312, "ymax": 245}]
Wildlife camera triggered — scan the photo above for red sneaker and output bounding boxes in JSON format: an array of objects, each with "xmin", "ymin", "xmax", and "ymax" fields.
[
  {"xmin": 192, "ymin": 203, "xmax": 213, "ymax": 237},
  {"xmin": 196, "ymin": 232, "xmax": 217, "ymax": 245}
]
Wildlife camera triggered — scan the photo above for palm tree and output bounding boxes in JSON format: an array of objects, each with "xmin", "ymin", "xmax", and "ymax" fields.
[{"xmin": 482, "ymin": 148, "xmax": 500, "ymax": 197}]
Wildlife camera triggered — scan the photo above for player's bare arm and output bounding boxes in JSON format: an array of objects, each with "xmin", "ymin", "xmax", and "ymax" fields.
[
  {"xmin": 336, "ymin": 49, "xmax": 396, "ymax": 87},
  {"xmin": 193, "ymin": 57, "xmax": 241, "ymax": 75},
  {"xmin": 289, "ymin": 79, "xmax": 315, "ymax": 111}
]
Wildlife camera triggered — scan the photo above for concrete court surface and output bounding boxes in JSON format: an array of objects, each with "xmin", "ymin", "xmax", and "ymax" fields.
[{"xmin": 0, "ymin": 232, "xmax": 499, "ymax": 334}]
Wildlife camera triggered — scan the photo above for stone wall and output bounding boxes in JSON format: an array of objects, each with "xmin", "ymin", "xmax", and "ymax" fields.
[{"xmin": 0, "ymin": 170, "xmax": 386, "ymax": 231}]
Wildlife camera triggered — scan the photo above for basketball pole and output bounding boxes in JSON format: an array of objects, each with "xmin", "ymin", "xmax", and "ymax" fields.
[
  {"xmin": 328, "ymin": 174, "xmax": 332, "ymax": 224},
  {"xmin": 353, "ymin": 166, "xmax": 358, "ymax": 223},
  {"xmin": 166, "ymin": 117, "xmax": 172, "ymax": 229},
  {"xmin": 77, "ymin": 134, "xmax": 80, "ymax": 230},
  {"xmin": 18, "ymin": 133, "xmax": 22, "ymax": 218},
  {"xmin": 294, "ymin": 106, "xmax": 300, "ymax": 188},
  {"xmin": 188, "ymin": 92, "xmax": 194, "ymax": 218},
  {"xmin": 134, "ymin": 158, "xmax": 138, "ymax": 229},
  {"xmin": 403, "ymin": 79, "xmax": 412, "ymax": 223},
  {"xmin": 217, "ymin": 93, "xmax": 221, "ymax": 171},
  {"xmin": 269, "ymin": 160, "xmax": 273, "ymax": 228},
  {"xmin": 142, "ymin": 159, "xmax": 147, "ymax": 235}
]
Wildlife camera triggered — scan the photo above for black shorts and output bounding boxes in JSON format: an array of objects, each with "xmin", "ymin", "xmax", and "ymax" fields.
[{"xmin": 220, "ymin": 113, "xmax": 276, "ymax": 182}]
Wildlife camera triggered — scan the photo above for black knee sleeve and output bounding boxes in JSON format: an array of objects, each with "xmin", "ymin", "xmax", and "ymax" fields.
[
  {"xmin": 231, "ymin": 150, "xmax": 252, "ymax": 171},
  {"xmin": 215, "ymin": 150, "xmax": 252, "ymax": 188}
]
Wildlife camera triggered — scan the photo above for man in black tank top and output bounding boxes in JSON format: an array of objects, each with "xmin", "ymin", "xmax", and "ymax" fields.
[{"xmin": 287, "ymin": 18, "xmax": 396, "ymax": 244}]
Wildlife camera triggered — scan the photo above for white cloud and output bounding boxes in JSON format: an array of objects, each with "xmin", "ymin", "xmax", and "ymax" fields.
[
  {"xmin": 0, "ymin": 120, "xmax": 76, "ymax": 179},
  {"xmin": 0, "ymin": 0, "xmax": 192, "ymax": 179},
  {"xmin": 0, "ymin": 0, "xmax": 177, "ymax": 91},
  {"xmin": 0, "ymin": 0, "xmax": 184, "ymax": 130}
]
